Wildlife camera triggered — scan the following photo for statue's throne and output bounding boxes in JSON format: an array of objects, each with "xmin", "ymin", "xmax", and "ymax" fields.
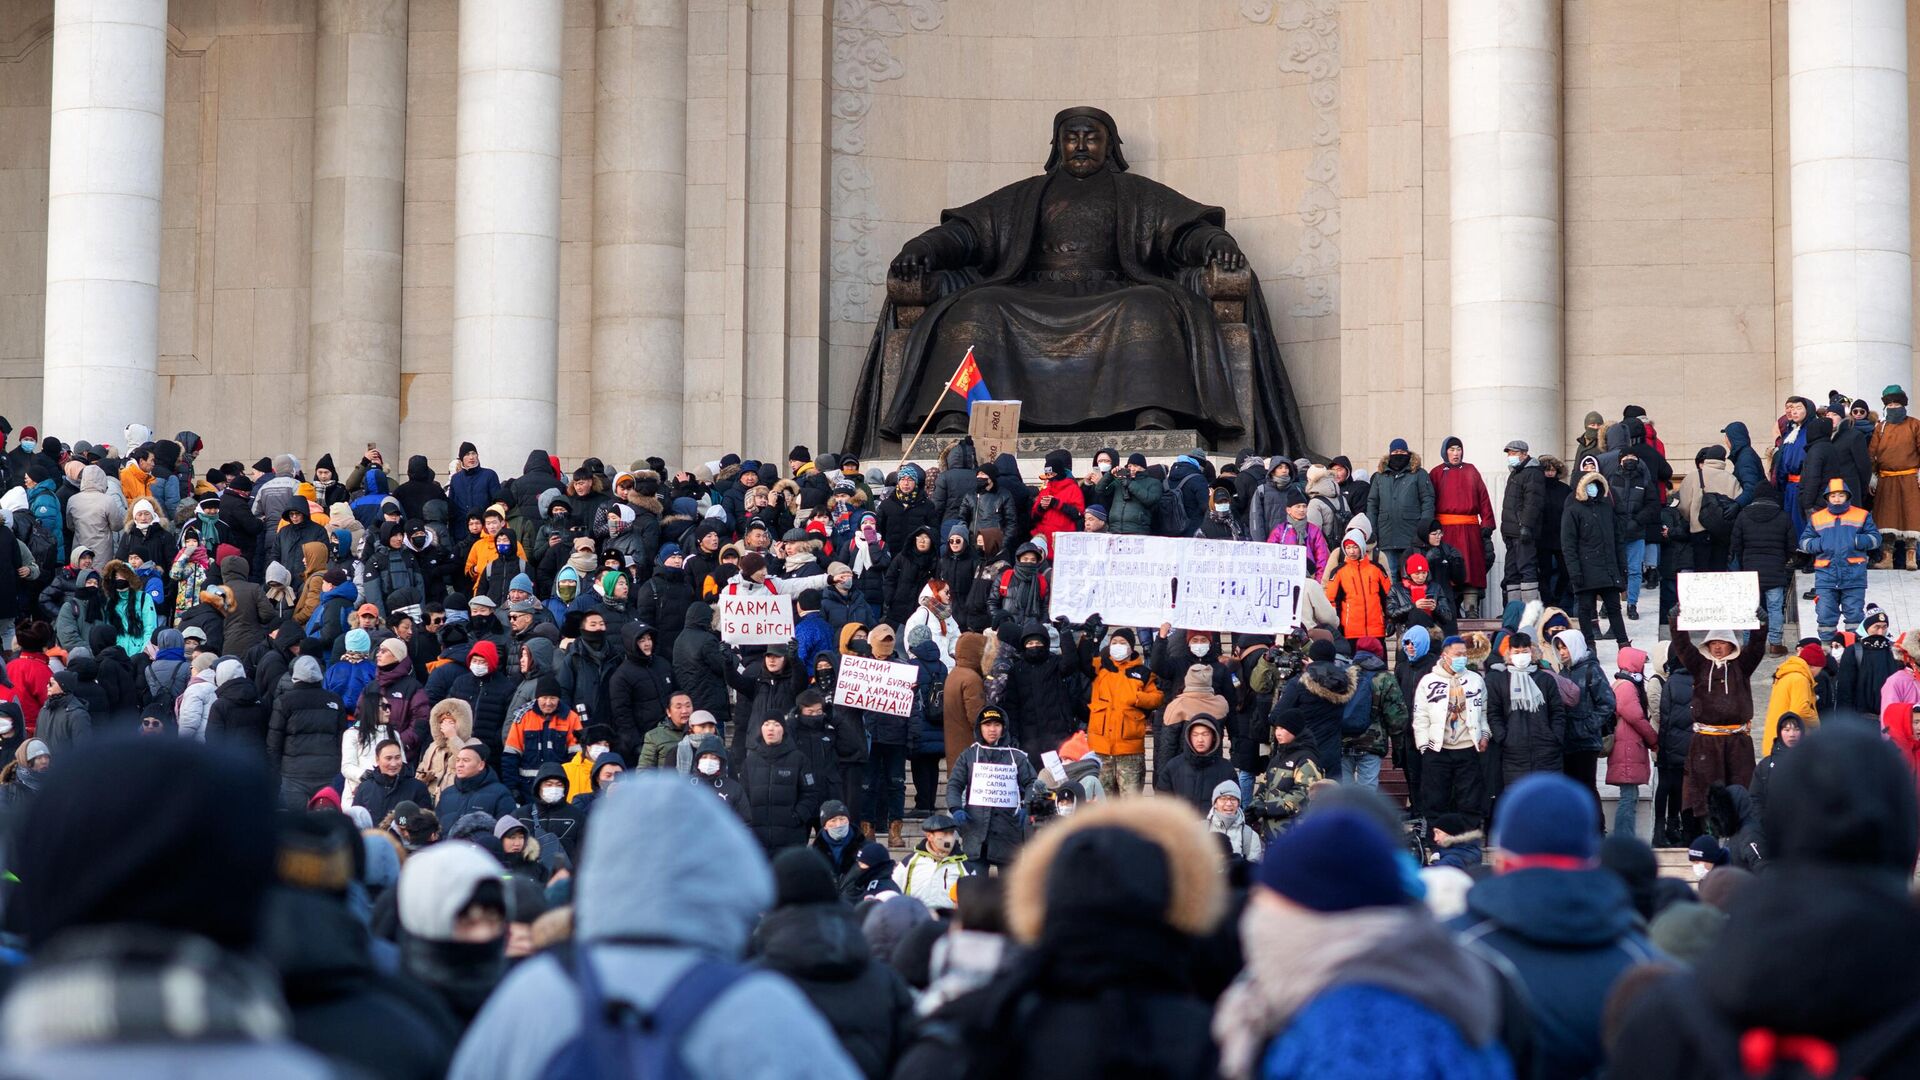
[{"xmin": 876, "ymin": 265, "xmax": 1259, "ymax": 447}]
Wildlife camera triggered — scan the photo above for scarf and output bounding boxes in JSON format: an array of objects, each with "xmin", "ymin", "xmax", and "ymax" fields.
[
  {"xmin": 1509, "ymin": 664, "xmax": 1544, "ymax": 712},
  {"xmin": 1215, "ymin": 905, "xmax": 1420, "ymax": 1080},
  {"xmin": 851, "ymin": 534, "xmax": 881, "ymax": 577}
]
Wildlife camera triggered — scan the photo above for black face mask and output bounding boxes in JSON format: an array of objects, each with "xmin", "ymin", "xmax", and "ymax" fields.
[
  {"xmin": 582, "ymin": 629, "xmax": 605, "ymax": 644},
  {"xmin": 1024, "ymin": 644, "xmax": 1048, "ymax": 661},
  {"xmin": 1389, "ymin": 452, "xmax": 1410, "ymax": 470},
  {"xmin": 975, "ymin": 477, "xmax": 991, "ymax": 492}
]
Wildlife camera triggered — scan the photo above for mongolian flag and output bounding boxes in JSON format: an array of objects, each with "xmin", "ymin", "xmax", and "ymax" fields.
[{"xmin": 946, "ymin": 346, "xmax": 993, "ymax": 406}]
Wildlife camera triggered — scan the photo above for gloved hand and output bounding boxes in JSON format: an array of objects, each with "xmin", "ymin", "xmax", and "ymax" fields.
[
  {"xmin": 950, "ymin": 810, "xmax": 971, "ymax": 827},
  {"xmin": 1518, "ymin": 526, "xmax": 1534, "ymax": 543}
]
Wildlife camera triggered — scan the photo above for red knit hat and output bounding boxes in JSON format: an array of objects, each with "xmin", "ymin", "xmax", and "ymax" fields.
[{"xmin": 1798, "ymin": 639, "xmax": 1826, "ymax": 669}]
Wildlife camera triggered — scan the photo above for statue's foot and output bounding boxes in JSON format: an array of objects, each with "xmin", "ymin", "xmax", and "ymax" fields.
[
  {"xmin": 1135, "ymin": 408, "xmax": 1176, "ymax": 431},
  {"xmin": 933, "ymin": 413, "xmax": 968, "ymax": 435}
]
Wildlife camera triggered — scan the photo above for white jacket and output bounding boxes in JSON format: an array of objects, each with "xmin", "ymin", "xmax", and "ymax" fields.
[
  {"xmin": 175, "ymin": 673, "xmax": 217, "ymax": 743},
  {"xmin": 339, "ymin": 723, "xmax": 401, "ymax": 804},
  {"xmin": 1411, "ymin": 668, "xmax": 1488, "ymax": 752},
  {"xmin": 891, "ymin": 847, "xmax": 967, "ymax": 910}
]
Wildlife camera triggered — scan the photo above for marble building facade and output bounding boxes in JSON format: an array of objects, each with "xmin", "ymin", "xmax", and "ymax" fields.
[{"xmin": 0, "ymin": 0, "xmax": 1912, "ymax": 482}]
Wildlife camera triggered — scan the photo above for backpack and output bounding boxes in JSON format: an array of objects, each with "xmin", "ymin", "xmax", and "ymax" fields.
[
  {"xmin": 1311, "ymin": 493, "xmax": 1353, "ymax": 541},
  {"xmin": 1339, "ymin": 664, "xmax": 1375, "ymax": 737},
  {"xmin": 1153, "ymin": 473, "xmax": 1200, "ymax": 537},
  {"xmin": 11, "ymin": 510, "xmax": 52, "ymax": 576},
  {"xmin": 538, "ymin": 943, "xmax": 748, "ymax": 1080},
  {"xmin": 919, "ymin": 672, "xmax": 945, "ymax": 722},
  {"xmin": 1699, "ymin": 491, "xmax": 1739, "ymax": 539},
  {"xmin": 1659, "ymin": 972, "xmax": 1920, "ymax": 1080}
]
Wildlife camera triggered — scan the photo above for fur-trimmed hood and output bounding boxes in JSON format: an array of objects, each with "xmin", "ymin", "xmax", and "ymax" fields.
[
  {"xmin": 1300, "ymin": 661, "xmax": 1356, "ymax": 703},
  {"xmin": 1006, "ymin": 796, "xmax": 1224, "ymax": 945},
  {"xmin": 1573, "ymin": 471, "xmax": 1610, "ymax": 502},
  {"xmin": 769, "ymin": 478, "xmax": 801, "ymax": 501}
]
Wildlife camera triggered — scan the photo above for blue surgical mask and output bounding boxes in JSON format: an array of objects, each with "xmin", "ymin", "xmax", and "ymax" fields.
[
  {"xmin": 1585, "ymin": 483, "xmax": 1600, "ymax": 497},
  {"xmin": 1506, "ymin": 455, "xmax": 1522, "ymax": 469},
  {"xmin": 19, "ymin": 440, "xmax": 35, "ymax": 454},
  {"xmin": 1449, "ymin": 656, "xmax": 1468, "ymax": 674}
]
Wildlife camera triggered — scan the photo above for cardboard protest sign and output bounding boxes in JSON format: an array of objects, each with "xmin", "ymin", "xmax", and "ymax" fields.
[
  {"xmin": 968, "ymin": 400, "xmax": 1022, "ymax": 464},
  {"xmin": 1169, "ymin": 539, "xmax": 1305, "ymax": 635},
  {"xmin": 1676, "ymin": 571, "xmax": 1760, "ymax": 630},
  {"xmin": 718, "ymin": 592, "xmax": 794, "ymax": 644},
  {"xmin": 1049, "ymin": 532, "xmax": 1180, "ymax": 626},
  {"xmin": 832, "ymin": 654, "xmax": 919, "ymax": 716},
  {"xmin": 965, "ymin": 761, "xmax": 1022, "ymax": 809}
]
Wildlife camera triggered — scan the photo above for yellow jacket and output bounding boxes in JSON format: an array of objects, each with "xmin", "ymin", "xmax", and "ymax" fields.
[{"xmin": 1762, "ymin": 655, "xmax": 1819, "ymax": 755}]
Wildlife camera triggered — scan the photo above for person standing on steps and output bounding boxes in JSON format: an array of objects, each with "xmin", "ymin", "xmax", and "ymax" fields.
[{"xmin": 1500, "ymin": 439, "xmax": 1547, "ymax": 608}]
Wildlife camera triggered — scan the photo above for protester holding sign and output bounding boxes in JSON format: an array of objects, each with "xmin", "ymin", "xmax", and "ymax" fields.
[
  {"xmin": 946, "ymin": 706, "xmax": 1035, "ymax": 869},
  {"xmin": 719, "ymin": 591, "xmax": 796, "ymax": 645},
  {"xmin": 1667, "ymin": 608, "xmax": 1766, "ymax": 823}
]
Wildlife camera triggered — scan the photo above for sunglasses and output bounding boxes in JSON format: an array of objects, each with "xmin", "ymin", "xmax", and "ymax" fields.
[
  {"xmin": 141, "ymin": 719, "xmax": 164, "ymax": 730},
  {"xmin": 426, "ymin": 618, "xmax": 445, "ymax": 628}
]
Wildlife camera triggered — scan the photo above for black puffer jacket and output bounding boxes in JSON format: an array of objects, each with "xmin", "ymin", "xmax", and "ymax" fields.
[
  {"xmin": 630, "ymin": 565, "xmax": 692, "ymax": 652},
  {"xmin": 1562, "ymin": 473, "xmax": 1626, "ymax": 592},
  {"xmin": 206, "ymin": 675, "xmax": 270, "ymax": 754},
  {"xmin": 997, "ymin": 623, "xmax": 1089, "ymax": 753},
  {"xmin": 607, "ymin": 622, "xmax": 674, "ymax": 760},
  {"xmin": 1269, "ymin": 661, "xmax": 1355, "ymax": 780},
  {"xmin": 507, "ymin": 451, "xmax": 561, "ymax": 534},
  {"xmin": 1654, "ymin": 668, "xmax": 1694, "ymax": 770},
  {"xmin": 268, "ymin": 675, "xmax": 345, "ymax": 788},
  {"xmin": 1501, "ymin": 460, "xmax": 1546, "ymax": 541},
  {"xmin": 1798, "ymin": 416, "xmax": 1873, "ymax": 519},
  {"xmin": 1152, "ymin": 714, "xmax": 1235, "ymax": 812},
  {"xmin": 728, "ymin": 652, "xmax": 807, "ymax": 759},
  {"xmin": 1729, "ymin": 490, "xmax": 1796, "ymax": 591},
  {"xmin": 671, "ymin": 601, "xmax": 732, "ymax": 723},
  {"xmin": 750, "ymin": 899, "xmax": 915, "ymax": 1080},
  {"xmin": 1485, "ymin": 664, "xmax": 1566, "ymax": 783},
  {"xmin": 741, "ymin": 725, "xmax": 822, "ymax": 852}
]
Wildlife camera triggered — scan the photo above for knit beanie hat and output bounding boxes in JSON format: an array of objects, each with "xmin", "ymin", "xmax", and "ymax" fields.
[
  {"xmin": 343, "ymin": 628, "xmax": 372, "ymax": 655},
  {"xmin": 1254, "ymin": 810, "xmax": 1407, "ymax": 912},
  {"xmin": 1492, "ymin": 773, "xmax": 1600, "ymax": 863},
  {"xmin": 736, "ymin": 552, "xmax": 767, "ymax": 579}
]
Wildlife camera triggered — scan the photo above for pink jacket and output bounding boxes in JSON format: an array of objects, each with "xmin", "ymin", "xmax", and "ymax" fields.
[
  {"xmin": 1605, "ymin": 648, "xmax": 1656, "ymax": 785},
  {"xmin": 1266, "ymin": 520, "xmax": 1330, "ymax": 578}
]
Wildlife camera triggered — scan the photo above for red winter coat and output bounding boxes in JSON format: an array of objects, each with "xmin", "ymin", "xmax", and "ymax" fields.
[
  {"xmin": 1882, "ymin": 700, "xmax": 1920, "ymax": 806},
  {"xmin": 1030, "ymin": 477, "xmax": 1085, "ymax": 543},
  {"xmin": 1604, "ymin": 670, "xmax": 1656, "ymax": 786}
]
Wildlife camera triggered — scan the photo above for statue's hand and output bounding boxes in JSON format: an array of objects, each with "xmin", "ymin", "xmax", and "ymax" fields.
[
  {"xmin": 889, "ymin": 243, "xmax": 935, "ymax": 282},
  {"xmin": 1204, "ymin": 236, "xmax": 1247, "ymax": 273}
]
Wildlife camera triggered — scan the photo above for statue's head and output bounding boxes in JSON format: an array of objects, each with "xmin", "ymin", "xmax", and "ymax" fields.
[{"xmin": 1046, "ymin": 106, "xmax": 1128, "ymax": 177}]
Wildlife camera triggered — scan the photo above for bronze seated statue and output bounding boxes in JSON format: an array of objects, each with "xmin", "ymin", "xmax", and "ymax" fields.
[{"xmin": 842, "ymin": 106, "xmax": 1309, "ymax": 458}]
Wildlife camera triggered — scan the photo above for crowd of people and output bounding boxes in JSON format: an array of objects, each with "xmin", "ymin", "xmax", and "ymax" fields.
[{"xmin": 0, "ymin": 392, "xmax": 1915, "ymax": 1079}]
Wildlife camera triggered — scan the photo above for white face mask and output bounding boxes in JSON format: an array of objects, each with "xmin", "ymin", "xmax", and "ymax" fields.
[
  {"xmin": 1511, "ymin": 653, "xmax": 1532, "ymax": 670},
  {"xmin": 469, "ymin": 661, "xmax": 489, "ymax": 678},
  {"xmin": 1108, "ymin": 642, "xmax": 1131, "ymax": 661},
  {"xmin": 539, "ymin": 785, "xmax": 565, "ymax": 804},
  {"xmin": 1190, "ymin": 642, "xmax": 1211, "ymax": 657},
  {"xmin": 1056, "ymin": 802, "xmax": 1076, "ymax": 817},
  {"xmin": 826, "ymin": 823, "xmax": 850, "ymax": 841},
  {"xmin": 586, "ymin": 744, "xmax": 607, "ymax": 760},
  {"xmin": 697, "ymin": 757, "xmax": 721, "ymax": 776},
  {"xmin": 1691, "ymin": 862, "xmax": 1711, "ymax": 880}
]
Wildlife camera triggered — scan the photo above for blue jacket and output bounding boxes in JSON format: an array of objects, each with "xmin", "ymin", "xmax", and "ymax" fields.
[
  {"xmin": 323, "ymin": 658, "xmax": 376, "ymax": 715},
  {"xmin": 434, "ymin": 765, "xmax": 516, "ymax": 824},
  {"xmin": 794, "ymin": 610, "xmax": 835, "ymax": 670},
  {"xmin": 1261, "ymin": 986, "xmax": 1513, "ymax": 1080},
  {"xmin": 1453, "ymin": 869, "xmax": 1659, "ymax": 1080},
  {"xmin": 1799, "ymin": 496, "xmax": 1880, "ymax": 591},
  {"xmin": 908, "ymin": 640, "xmax": 948, "ymax": 755},
  {"xmin": 446, "ymin": 773, "xmax": 861, "ymax": 1080},
  {"xmin": 449, "ymin": 465, "xmax": 502, "ymax": 522},
  {"xmin": 1720, "ymin": 421, "xmax": 1768, "ymax": 507}
]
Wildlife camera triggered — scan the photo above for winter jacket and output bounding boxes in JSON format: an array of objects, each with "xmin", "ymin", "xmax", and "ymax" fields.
[
  {"xmin": 1501, "ymin": 459, "xmax": 1547, "ymax": 541},
  {"xmin": 1720, "ymin": 421, "xmax": 1769, "ymax": 505},
  {"xmin": 1556, "ymin": 633, "xmax": 1617, "ymax": 753},
  {"xmin": 268, "ymin": 679, "xmax": 346, "ymax": 789},
  {"xmin": 1837, "ymin": 633, "xmax": 1900, "ymax": 721},
  {"xmin": 206, "ymin": 675, "xmax": 270, "ymax": 752},
  {"xmin": 960, "ymin": 484, "xmax": 1019, "ymax": 543},
  {"xmin": 997, "ymin": 629, "xmax": 1086, "ymax": 753},
  {"xmin": 1653, "ymin": 669, "xmax": 1694, "ymax": 769},
  {"xmin": 876, "ymin": 490, "xmax": 939, "ymax": 556},
  {"xmin": 1028, "ymin": 476, "xmax": 1085, "ymax": 543},
  {"xmin": 1366, "ymin": 453, "xmax": 1435, "ymax": 550},
  {"xmin": 728, "ymin": 653, "xmax": 806, "ymax": 759},
  {"xmin": 351, "ymin": 765, "xmax": 431, "ymax": 824},
  {"xmin": 671, "ymin": 601, "xmax": 733, "ymax": 724},
  {"xmin": 947, "ymin": 718, "xmax": 1035, "ymax": 862},
  {"xmin": 741, "ymin": 736, "xmax": 822, "ymax": 852},
  {"xmin": 434, "ymin": 765, "xmax": 516, "ymax": 823},
  {"xmin": 942, "ymin": 633, "xmax": 988, "ymax": 763},
  {"xmin": 607, "ymin": 623, "xmax": 674, "ymax": 760},
  {"xmin": 748, "ymin": 898, "xmax": 915, "ymax": 1080},
  {"xmin": 357, "ymin": 658, "xmax": 431, "ymax": 757},
  {"xmin": 67, "ymin": 464, "xmax": 126, "ymax": 564},
  {"xmin": 37, "ymin": 692, "xmax": 91, "ymax": 753},
  {"xmin": 1095, "ymin": 468, "xmax": 1161, "ymax": 536},
  {"xmin": 1562, "ymin": 473, "xmax": 1626, "ymax": 593},
  {"xmin": 1452, "ymin": 868, "xmax": 1658, "ymax": 1080},
  {"xmin": 1666, "ymin": 616, "xmax": 1765, "ymax": 732},
  {"xmin": 1762, "ymin": 655, "xmax": 1818, "ymax": 755},
  {"xmin": 1265, "ymin": 520, "xmax": 1329, "ymax": 578},
  {"xmin": 890, "ymin": 845, "xmax": 969, "ymax": 911},
  {"xmin": 1085, "ymin": 651, "xmax": 1165, "ymax": 758},
  {"xmin": 1412, "ymin": 668, "xmax": 1489, "ymax": 753},
  {"xmin": 1152, "ymin": 714, "xmax": 1235, "ymax": 811},
  {"xmin": 1486, "ymin": 662, "xmax": 1567, "ymax": 784},
  {"xmin": 1799, "ymin": 418, "xmax": 1874, "ymax": 520},
  {"xmin": 1799, "ymin": 491, "xmax": 1880, "ymax": 593},
  {"xmin": 1605, "ymin": 652, "xmax": 1657, "ymax": 786},
  {"xmin": 500, "ymin": 704, "xmax": 582, "ymax": 800},
  {"xmin": 1324, "ymin": 556, "xmax": 1390, "ymax": 640},
  {"xmin": 1270, "ymin": 661, "xmax": 1356, "ymax": 778},
  {"xmin": 1729, "ymin": 490, "xmax": 1795, "ymax": 590}
]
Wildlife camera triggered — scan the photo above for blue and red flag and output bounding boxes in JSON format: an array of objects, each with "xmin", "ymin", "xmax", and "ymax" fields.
[{"xmin": 946, "ymin": 346, "xmax": 993, "ymax": 406}]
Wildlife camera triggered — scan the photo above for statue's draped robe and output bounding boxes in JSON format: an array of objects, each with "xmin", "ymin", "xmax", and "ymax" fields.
[{"xmin": 843, "ymin": 166, "xmax": 1312, "ymax": 458}]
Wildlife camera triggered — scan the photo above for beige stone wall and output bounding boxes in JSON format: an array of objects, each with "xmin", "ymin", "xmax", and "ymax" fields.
[{"xmin": 4, "ymin": 0, "xmax": 1920, "ymax": 468}]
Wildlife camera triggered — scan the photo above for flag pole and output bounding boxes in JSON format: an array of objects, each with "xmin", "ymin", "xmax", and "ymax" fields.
[{"xmin": 897, "ymin": 348, "xmax": 974, "ymax": 469}]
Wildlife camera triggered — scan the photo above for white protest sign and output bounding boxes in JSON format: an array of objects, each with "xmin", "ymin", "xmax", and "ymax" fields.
[
  {"xmin": 1169, "ymin": 539, "xmax": 1305, "ymax": 635},
  {"xmin": 1676, "ymin": 571, "xmax": 1760, "ymax": 630},
  {"xmin": 718, "ymin": 592, "xmax": 794, "ymax": 644},
  {"xmin": 1041, "ymin": 749, "xmax": 1068, "ymax": 786},
  {"xmin": 965, "ymin": 760, "xmax": 1022, "ymax": 809},
  {"xmin": 1049, "ymin": 532, "xmax": 1180, "ymax": 626},
  {"xmin": 832, "ymin": 654, "xmax": 920, "ymax": 716}
]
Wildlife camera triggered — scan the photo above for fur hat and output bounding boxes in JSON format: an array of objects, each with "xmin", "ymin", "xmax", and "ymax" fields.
[{"xmin": 1005, "ymin": 797, "xmax": 1223, "ymax": 945}]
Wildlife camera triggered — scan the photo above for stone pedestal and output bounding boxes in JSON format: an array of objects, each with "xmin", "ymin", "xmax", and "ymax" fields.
[
  {"xmin": 41, "ymin": 0, "xmax": 169, "ymax": 446},
  {"xmin": 451, "ymin": 0, "xmax": 563, "ymax": 465}
]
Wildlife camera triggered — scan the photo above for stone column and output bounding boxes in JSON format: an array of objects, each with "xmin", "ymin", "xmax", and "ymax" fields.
[
  {"xmin": 452, "ymin": 0, "xmax": 563, "ymax": 465},
  {"xmin": 41, "ymin": 0, "xmax": 168, "ymax": 446},
  {"xmin": 1788, "ymin": 0, "xmax": 1912, "ymax": 395},
  {"xmin": 307, "ymin": 0, "xmax": 408, "ymax": 463},
  {"xmin": 1448, "ymin": 0, "xmax": 1563, "ymax": 468},
  {"xmin": 592, "ymin": 0, "xmax": 686, "ymax": 462}
]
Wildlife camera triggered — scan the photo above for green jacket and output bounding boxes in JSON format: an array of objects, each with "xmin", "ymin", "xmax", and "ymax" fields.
[
  {"xmin": 1342, "ymin": 664, "xmax": 1409, "ymax": 759},
  {"xmin": 1096, "ymin": 469, "xmax": 1162, "ymax": 535},
  {"xmin": 1249, "ymin": 746, "xmax": 1325, "ymax": 840},
  {"xmin": 638, "ymin": 722, "xmax": 687, "ymax": 770}
]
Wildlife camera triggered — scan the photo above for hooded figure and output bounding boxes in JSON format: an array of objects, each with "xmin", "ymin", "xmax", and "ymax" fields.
[
  {"xmin": 1153, "ymin": 713, "xmax": 1235, "ymax": 813},
  {"xmin": 448, "ymin": 773, "xmax": 861, "ymax": 1079},
  {"xmin": 946, "ymin": 706, "xmax": 1036, "ymax": 867}
]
